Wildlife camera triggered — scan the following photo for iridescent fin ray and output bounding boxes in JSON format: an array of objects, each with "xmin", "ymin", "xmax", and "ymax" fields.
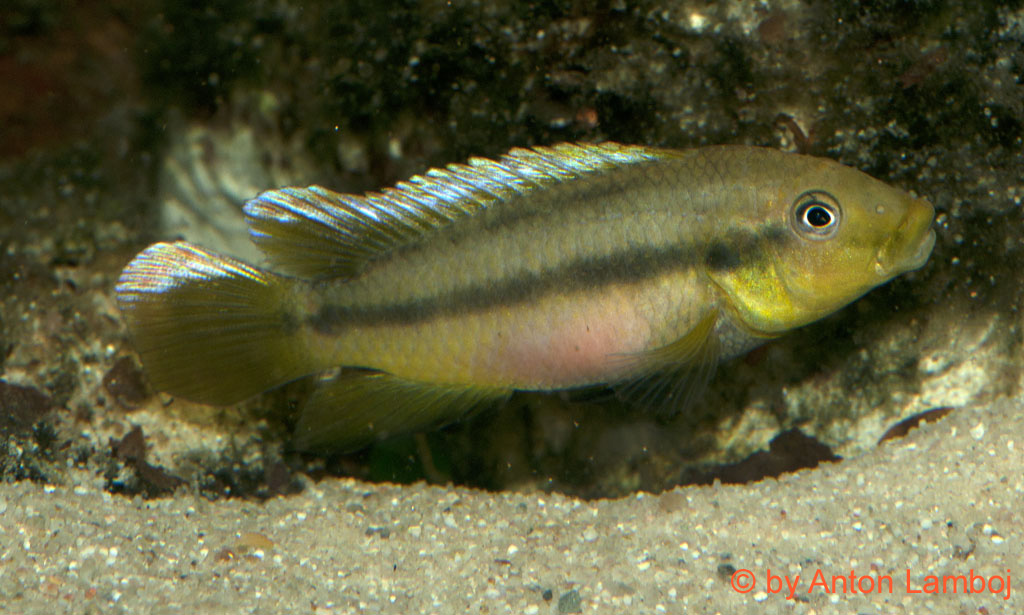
[
  {"xmin": 243, "ymin": 143, "xmax": 660, "ymax": 279},
  {"xmin": 115, "ymin": 242, "xmax": 314, "ymax": 405}
]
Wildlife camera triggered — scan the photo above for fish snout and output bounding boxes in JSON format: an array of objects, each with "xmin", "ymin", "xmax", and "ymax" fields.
[{"xmin": 874, "ymin": 197, "xmax": 936, "ymax": 278}]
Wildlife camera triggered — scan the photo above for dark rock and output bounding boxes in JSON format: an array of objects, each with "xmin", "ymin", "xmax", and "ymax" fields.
[
  {"xmin": 695, "ymin": 429, "xmax": 841, "ymax": 485},
  {"xmin": 0, "ymin": 381, "xmax": 52, "ymax": 435},
  {"xmin": 113, "ymin": 425, "xmax": 146, "ymax": 461},
  {"xmin": 103, "ymin": 356, "xmax": 150, "ymax": 408},
  {"xmin": 878, "ymin": 407, "xmax": 954, "ymax": 444},
  {"xmin": 111, "ymin": 425, "xmax": 185, "ymax": 496}
]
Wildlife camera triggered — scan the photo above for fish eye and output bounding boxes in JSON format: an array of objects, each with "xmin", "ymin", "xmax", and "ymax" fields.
[{"xmin": 791, "ymin": 190, "xmax": 841, "ymax": 240}]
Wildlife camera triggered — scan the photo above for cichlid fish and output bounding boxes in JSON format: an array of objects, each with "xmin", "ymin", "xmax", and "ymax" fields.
[{"xmin": 115, "ymin": 143, "xmax": 935, "ymax": 451}]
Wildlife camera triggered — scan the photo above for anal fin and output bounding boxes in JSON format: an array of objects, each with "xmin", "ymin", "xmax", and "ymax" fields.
[{"xmin": 292, "ymin": 370, "xmax": 512, "ymax": 453}]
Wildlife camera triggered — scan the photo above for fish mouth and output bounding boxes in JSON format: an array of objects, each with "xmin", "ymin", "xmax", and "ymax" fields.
[{"xmin": 874, "ymin": 197, "xmax": 936, "ymax": 278}]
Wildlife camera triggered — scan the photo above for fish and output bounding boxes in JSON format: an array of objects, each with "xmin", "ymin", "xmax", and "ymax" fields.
[{"xmin": 115, "ymin": 142, "xmax": 936, "ymax": 452}]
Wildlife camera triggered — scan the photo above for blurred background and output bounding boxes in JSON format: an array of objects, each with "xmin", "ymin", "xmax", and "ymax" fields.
[{"xmin": 0, "ymin": 0, "xmax": 1020, "ymax": 499}]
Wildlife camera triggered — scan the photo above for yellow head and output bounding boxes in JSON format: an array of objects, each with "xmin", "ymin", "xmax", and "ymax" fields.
[{"xmin": 707, "ymin": 152, "xmax": 935, "ymax": 335}]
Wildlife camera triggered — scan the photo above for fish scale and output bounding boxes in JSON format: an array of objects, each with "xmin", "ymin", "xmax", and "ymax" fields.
[{"xmin": 116, "ymin": 142, "xmax": 935, "ymax": 451}]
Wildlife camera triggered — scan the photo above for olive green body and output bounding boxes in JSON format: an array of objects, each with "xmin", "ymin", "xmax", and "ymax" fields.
[{"xmin": 116, "ymin": 143, "xmax": 935, "ymax": 450}]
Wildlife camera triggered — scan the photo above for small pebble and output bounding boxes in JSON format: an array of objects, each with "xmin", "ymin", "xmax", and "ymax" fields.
[{"xmin": 557, "ymin": 589, "xmax": 582, "ymax": 614}]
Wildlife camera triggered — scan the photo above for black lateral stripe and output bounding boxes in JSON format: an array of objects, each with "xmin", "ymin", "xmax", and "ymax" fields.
[
  {"xmin": 704, "ymin": 223, "xmax": 791, "ymax": 272},
  {"xmin": 308, "ymin": 223, "xmax": 790, "ymax": 332}
]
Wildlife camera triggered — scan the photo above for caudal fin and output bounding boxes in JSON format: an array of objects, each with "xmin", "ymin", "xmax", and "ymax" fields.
[{"xmin": 115, "ymin": 241, "xmax": 315, "ymax": 405}]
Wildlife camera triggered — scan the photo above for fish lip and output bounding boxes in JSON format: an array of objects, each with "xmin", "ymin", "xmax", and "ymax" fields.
[
  {"xmin": 907, "ymin": 228, "xmax": 936, "ymax": 269},
  {"xmin": 874, "ymin": 199, "xmax": 936, "ymax": 278}
]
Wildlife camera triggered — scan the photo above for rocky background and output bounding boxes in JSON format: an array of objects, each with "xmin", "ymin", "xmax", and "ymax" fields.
[{"xmin": 1, "ymin": 0, "xmax": 1022, "ymax": 500}]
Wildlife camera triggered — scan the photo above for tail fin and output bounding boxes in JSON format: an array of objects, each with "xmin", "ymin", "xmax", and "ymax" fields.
[{"xmin": 115, "ymin": 241, "xmax": 315, "ymax": 405}]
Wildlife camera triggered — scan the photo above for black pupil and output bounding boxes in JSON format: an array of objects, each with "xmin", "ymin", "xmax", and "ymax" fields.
[{"xmin": 805, "ymin": 205, "xmax": 833, "ymax": 227}]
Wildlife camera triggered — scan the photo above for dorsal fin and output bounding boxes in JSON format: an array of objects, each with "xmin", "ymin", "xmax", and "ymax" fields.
[{"xmin": 242, "ymin": 142, "xmax": 661, "ymax": 279}]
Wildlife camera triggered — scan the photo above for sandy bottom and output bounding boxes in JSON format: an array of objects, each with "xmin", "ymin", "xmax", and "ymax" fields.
[{"xmin": 1, "ymin": 392, "xmax": 1020, "ymax": 614}]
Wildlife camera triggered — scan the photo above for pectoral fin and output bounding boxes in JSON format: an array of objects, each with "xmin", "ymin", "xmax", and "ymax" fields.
[
  {"xmin": 292, "ymin": 370, "xmax": 512, "ymax": 452},
  {"xmin": 614, "ymin": 310, "xmax": 721, "ymax": 417}
]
